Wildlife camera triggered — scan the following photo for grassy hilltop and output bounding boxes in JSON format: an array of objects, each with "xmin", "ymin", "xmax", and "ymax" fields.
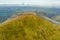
[{"xmin": 0, "ymin": 12, "xmax": 60, "ymax": 40}]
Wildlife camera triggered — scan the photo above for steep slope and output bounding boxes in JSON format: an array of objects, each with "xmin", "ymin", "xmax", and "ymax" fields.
[{"xmin": 0, "ymin": 12, "xmax": 60, "ymax": 40}]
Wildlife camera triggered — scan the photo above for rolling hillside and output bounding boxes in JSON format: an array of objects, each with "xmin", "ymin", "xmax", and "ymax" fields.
[
  {"xmin": 52, "ymin": 15, "xmax": 60, "ymax": 22},
  {"xmin": 0, "ymin": 12, "xmax": 60, "ymax": 40}
]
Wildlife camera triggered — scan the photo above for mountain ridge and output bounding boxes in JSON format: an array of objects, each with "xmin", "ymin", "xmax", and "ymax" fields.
[{"xmin": 0, "ymin": 12, "xmax": 60, "ymax": 40}]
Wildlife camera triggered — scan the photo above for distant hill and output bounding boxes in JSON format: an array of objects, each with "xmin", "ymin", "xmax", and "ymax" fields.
[
  {"xmin": 0, "ymin": 6, "xmax": 60, "ymax": 23},
  {"xmin": 0, "ymin": 12, "xmax": 60, "ymax": 40}
]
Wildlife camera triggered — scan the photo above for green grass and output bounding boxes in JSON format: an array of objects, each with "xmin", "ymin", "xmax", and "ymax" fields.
[{"xmin": 0, "ymin": 13, "xmax": 60, "ymax": 40}]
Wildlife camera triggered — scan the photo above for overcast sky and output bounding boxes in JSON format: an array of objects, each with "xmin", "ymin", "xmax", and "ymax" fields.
[{"xmin": 0, "ymin": 0, "xmax": 60, "ymax": 6}]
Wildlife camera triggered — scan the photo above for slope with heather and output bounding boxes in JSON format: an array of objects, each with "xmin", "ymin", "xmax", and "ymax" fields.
[{"xmin": 0, "ymin": 12, "xmax": 60, "ymax": 40}]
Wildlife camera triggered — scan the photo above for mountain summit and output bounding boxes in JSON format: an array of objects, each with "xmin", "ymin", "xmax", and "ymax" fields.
[{"xmin": 0, "ymin": 12, "xmax": 60, "ymax": 40}]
